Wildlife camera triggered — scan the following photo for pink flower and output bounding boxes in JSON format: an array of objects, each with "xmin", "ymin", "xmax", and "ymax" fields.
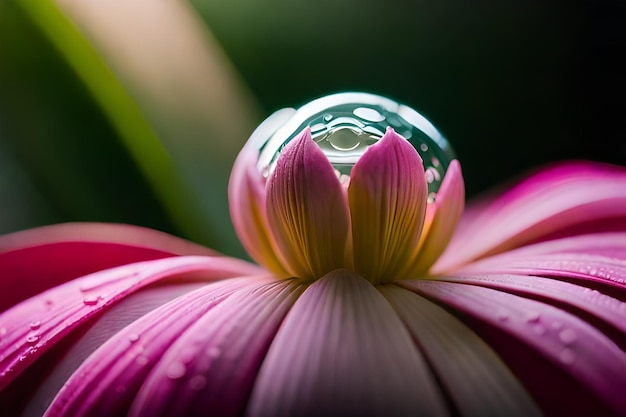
[{"xmin": 2, "ymin": 93, "xmax": 626, "ymax": 416}]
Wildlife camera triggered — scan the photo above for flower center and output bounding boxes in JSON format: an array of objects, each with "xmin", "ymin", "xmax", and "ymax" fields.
[{"xmin": 257, "ymin": 92, "xmax": 455, "ymax": 196}]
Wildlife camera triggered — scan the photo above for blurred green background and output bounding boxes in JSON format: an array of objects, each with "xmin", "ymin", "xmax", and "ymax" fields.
[{"xmin": 1, "ymin": 0, "xmax": 624, "ymax": 257}]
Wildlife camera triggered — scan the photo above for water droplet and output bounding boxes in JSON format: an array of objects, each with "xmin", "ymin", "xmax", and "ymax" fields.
[
  {"xmin": 26, "ymin": 335, "xmax": 39, "ymax": 344},
  {"xmin": 166, "ymin": 362, "xmax": 186, "ymax": 380},
  {"xmin": 83, "ymin": 296, "xmax": 99, "ymax": 306},
  {"xmin": 128, "ymin": 333, "xmax": 140, "ymax": 343},
  {"xmin": 559, "ymin": 348, "xmax": 576, "ymax": 365},
  {"xmin": 0, "ymin": 327, "xmax": 7, "ymax": 336},
  {"xmin": 188, "ymin": 375, "xmax": 207, "ymax": 391},
  {"xmin": 559, "ymin": 328, "xmax": 577, "ymax": 345},
  {"xmin": 207, "ymin": 346, "xmax": 221, "ymax": 358},
  {"xmin": 256, "ymin": 92, "xmax": 454, "ymax": 194},
  {"xmin": 496, "ymin": 310, "xmax": 509, "ymax": 322},
  {"xmin": 29, "ymin": 321, "xmax": 41, "ymax": 330},
  {"xmin": 525, "ymin": 311, "xmax": 541, "ymax": 323},
  {"xmin": 135, "ymin": 355, "xmax": 149, "ymax": 366}
]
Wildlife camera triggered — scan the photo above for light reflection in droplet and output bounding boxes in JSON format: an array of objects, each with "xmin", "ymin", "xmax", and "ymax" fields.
[{"xmin": 256, "ymin": 92, "xmax": 455, "ymax": 195}]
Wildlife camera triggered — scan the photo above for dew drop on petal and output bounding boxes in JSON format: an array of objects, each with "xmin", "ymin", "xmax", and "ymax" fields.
[
  {"xmin": 525, "ymin": 311, "xmax": 541, "ymax": 323},
  {"xmin": 256, "ymin": 92, "xmax": 455, "ymax": 194},
  {"xmin": 558, "ymin": 328, "xmax": 577, "ymax": 345},
  {"xmin": 188, "ymin": 375, "xmax": 207, "ymax": 391},
  {"xmin": 25, "ymin": 335, "xmax": 39, "ymax": 344},
  {"xmin": 496, "ymin": 310, "xmax": 509, "ymax": 322},
  {"xmin": 559, "ymin": 348, "xmax": 576, "ymax": 365},
  {"xmin": 83, "ymin": 296, "xmax": 99, "ymax": 306},
  {"xmin": 207, "ymin": 346, "xmax": 221, "ymax": 358},
  {"xmin": 166, "ymin": 362, "xmax": 187, "ymax": 380},
  {"xmin": 136, "ymin": 355, "xmax": 149, "ymax": 366},
  {"xmin": 29, "ymin": 321, "xmax": 41, "ymax": 330},
  {"xmin": 128, "ymin": 333, "xmax": 140, "ymax": 343}
]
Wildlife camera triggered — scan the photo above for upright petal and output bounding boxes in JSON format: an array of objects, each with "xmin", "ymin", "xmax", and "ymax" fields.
[
  {"xmin": 266, "ymin": 128, "xmax": 350, "ymax": 280},
  {"xmin": 405, "ymin": 160, "xmax": 464, "ymax": 276},
  {"xmin": 229, "ymin": 109, "xmax": 294, "ymax": 277},
  {"xmin": 434, "ymin": 162, "xmax": 626, "ymax": 272},
  {"xmin": 348, "ymin": 128, "xmax": 427, "ymax": 284},
  {"xmin": 247, "ymin": 269, "xmax": 447, "ymax": 417},
  {"xmin": 0, "ymin": 223, "xmax": 215, "ymax": 311}
]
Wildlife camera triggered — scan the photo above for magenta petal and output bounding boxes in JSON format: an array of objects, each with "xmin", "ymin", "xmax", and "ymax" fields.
[
  {"xmin": 380, "ymin": 285, "xmax": 540, "ymax": 416},
  {"xmin": 44, "ymin": 277, "xmax": 267, "ymax": 417},
  {"xmin": 129, "ymin": 279, "xmax": 302, "ymax": 417},
  {"xmin": 247, "ymin": 269, "xmax": 447, "ymax": 417},
  {"xmin": 0, "ymin": 222, "xmax": 215, "ymax": 310},
  {"xmin": 404, "ymin": 280, "xmax": 626, "ymax": 415},
  {"xmin": 457, "ymin": 236, "xmax": 626, "ymax": 300},
  {"xmin": 434, "ymin": 161, "xmax": 626, "ymax": 272},
  {"xmin": 435, "ymin": 273, "xmax": 626, "ymax": 348},
  {"xmin": 0, "ymin": 255, "xmax": 261, "ymax": 391}
]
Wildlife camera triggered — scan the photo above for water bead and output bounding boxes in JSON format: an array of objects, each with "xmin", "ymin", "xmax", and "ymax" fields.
[{"xmin": 256, "ymin": 92, "xmax": 455, "ymax": 193}]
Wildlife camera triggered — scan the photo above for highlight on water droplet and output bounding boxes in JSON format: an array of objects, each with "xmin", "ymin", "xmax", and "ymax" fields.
[
  {"xmin": 29, "ymin": 321, "xmax": 41, "ymax": 330},
  {"xmin": 256, "ymin": 92, "xmax": 455, "ymax": 195},
  {"xmin": 26, "ymin": 335, "xmax": 39, "ymax": 344}
]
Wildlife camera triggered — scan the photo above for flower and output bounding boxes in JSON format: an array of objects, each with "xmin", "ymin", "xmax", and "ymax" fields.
[{"xmin": 2, "ymin": 93, "xmax": 626, "ymax": 416}]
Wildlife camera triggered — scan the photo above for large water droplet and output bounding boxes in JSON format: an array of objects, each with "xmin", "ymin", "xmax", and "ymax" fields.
[{"xmin": 256, "ymin": 92, "xmax": 455, "ymax": 194}]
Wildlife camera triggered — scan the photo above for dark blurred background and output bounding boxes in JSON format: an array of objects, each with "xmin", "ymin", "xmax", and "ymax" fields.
[{"xmin": 1, "ymin": 0, "xmax": 624, "ymax": 254}]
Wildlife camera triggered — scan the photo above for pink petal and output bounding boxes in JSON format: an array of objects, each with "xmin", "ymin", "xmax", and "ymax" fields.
[
  {"xmin": 379, "ymin": 285, "xmax": 540, "ymax": 416},
  {"xmin": 0, "ymin": 222, "xmax": 215, "ymax": 310},
  {"xmin": 404, "ymin": 279, "xmax": 626, "ymax": 415},
  {"xmin": 44, "ymin": 276, "xmax": 269, "ymax": 417},
  {"xmin": 247, "ymin": 269, "xmax": 447, "ymax": 417},
  {"xmin": 406, "ymin": 160, "xmax": 464, "ymax": 276},
  {"xmin": 266, "ymin": 128, "xmax": 350, "ymax": 280},
  {"xmin": 128, "ymin": 279, "xmax": 302, "ymax": 417},
  {"xmin": 0, "ymin": 255, "xmax": 262, "ymax": 391},
  {"xmin": 229, "ymin": 109, "xmax": 294, "ymax": 277},
  {"xmin": 456, "ymin": 234, "xmax": 626, "ymax": 300},
  {"xmin": 434, "ymin": 161, "xmax": 626, "ymax": 272},
  {"xmin": 348, "ymin": 128, "xmax": 427, "ymax": 284},
  {"xmin": 16, "ymin": 281, "xmax": 208, "ymax": 417},
  {"xmin": 434, "ymin": 273, "xmax": 626, "ymax": 348}
]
